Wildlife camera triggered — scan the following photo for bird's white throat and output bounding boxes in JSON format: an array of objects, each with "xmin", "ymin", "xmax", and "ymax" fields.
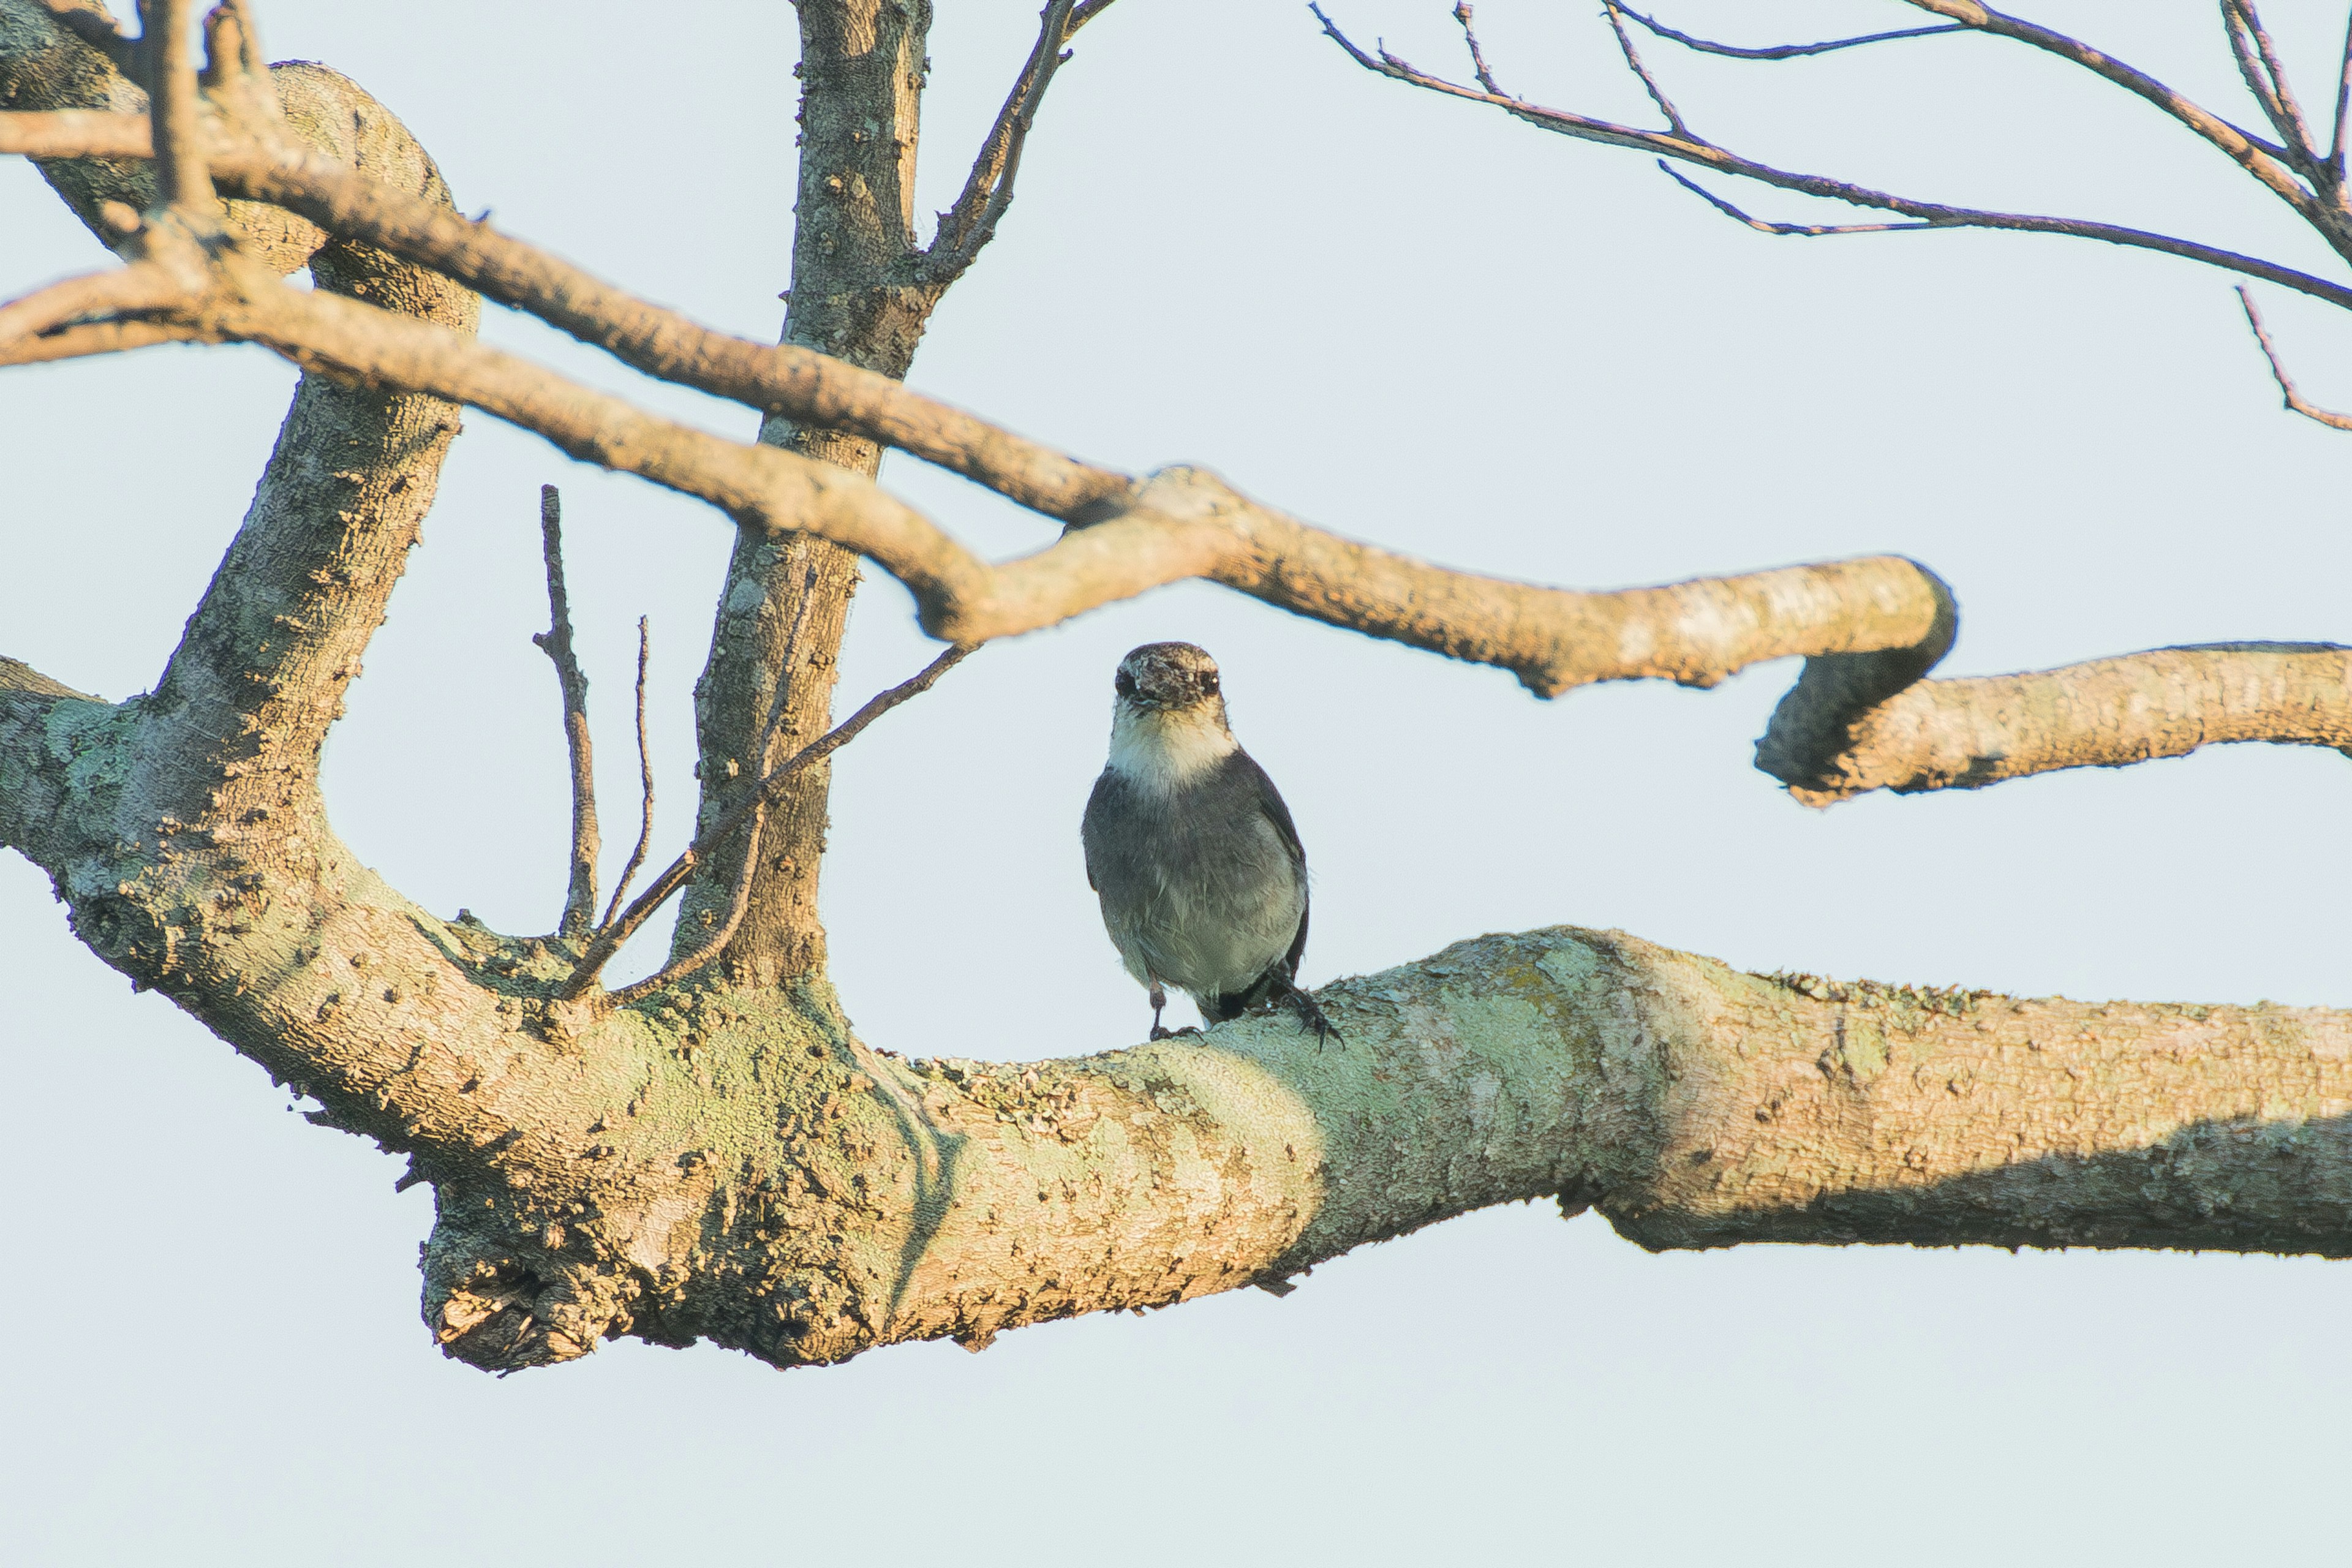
[{"xmin": 1107, "ymin": 701, "xmax": 1237, "ymax": 794}]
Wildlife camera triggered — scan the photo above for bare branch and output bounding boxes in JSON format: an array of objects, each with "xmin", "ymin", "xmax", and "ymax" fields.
[
  {"xmin": 1891, "ymin": 1, "xmax": 2320, "ymax": 223},
  {"xmin": 148, "ymin": 0, "xmax": 211, "ymax": 209},
  {"xmin": 601, "ymin": 616, "xmax": 657, "ymax": 929},
  {"xmin": 1311, "ymin": 9, "xmax": 2352, "ymax": 314},
  {"xmin": 0, "ymin": 108, "xmax": 154, "ymax": 159},
  {"xmin": 2333, "ymin": 9, "xmax": 2352, "ymax": 173},
  {"xmin": 1600, "ymin": 1, "xmax": 1690, "ymax": 138},
  {"xmin": 1760, "ymin": 643, "xmax": 2352, "ymax": 804},
  {"xmin": 0, "ymin": 261, "xmax": 187, "ymax": 346},
  {"xmin": 623, "ymin": 566, "xmax": 821, "ymax": 997},
  {"xmin": 531, "ymin": 484, "xmax": 600, "ymax": 938},
  {"xmin": 923, "ymin": 0, "xmax": 1099, "ymax": 285},
  {"xmin": 0, "ymin": 314, "xmax": 213, "ymax": 364},
  {"xmin": 1616, "ymin": 6, "xmax": 1963, "ymax": 62},
  {"xmin": 2236, "ymin": 284, "xmax": 2352, "ymax": 429},
  {"xmin": 2221, "ymin": 0, "xmax": 2320, "ymax": 167},
  {"xmin": 1451, "ymin": 3, "xmax": 1502, "ymax": 95},
  {"xmin": 568, "ymin": 642, "xmax": 974, "ymax": 1004}
]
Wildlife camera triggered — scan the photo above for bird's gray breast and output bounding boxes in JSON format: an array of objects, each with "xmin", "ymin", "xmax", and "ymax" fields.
[{"xmin": 1082, "ymin": 750, "xmax": 1306, "ymax": 1003}]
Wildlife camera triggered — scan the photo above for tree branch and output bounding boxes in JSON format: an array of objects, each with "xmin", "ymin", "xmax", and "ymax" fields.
[
  {"xmin": 1311, "ymin": 7, "xmax": 2352, "ymax": 313},
  {"xmin": 1758, "ymin": 643, "xmax": 2352, "ymax": 803},
  {"xmin": 2236, "ymin": 284, "xmax": 2352, "ymax": 430},
  {"xmin": 1615, "ymin": 6, "xmax": 1964, "ymax": 62},
  {"xmin": 562, "ymin": 641, "xmax": 973, "ymax": 1003},
  {"xmin": 531, "ymin": 484, "xmax": 600, "ymax": 938},
  {"xmin": 923, "ymin": 0, "xmax": 1099, "ymax": 285},
  {"xmin": 147, "ymin": 0, "xmax": 211, "ymax": 209},
  {"xmin": 601, "ymin": 616, "xmax": 657, "ymax": 929}
]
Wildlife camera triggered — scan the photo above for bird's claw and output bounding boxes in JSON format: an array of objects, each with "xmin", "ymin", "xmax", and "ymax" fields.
[{"xmin": 1149, "ymin": 1023, "xmax": 1202, "ymax": 1042}]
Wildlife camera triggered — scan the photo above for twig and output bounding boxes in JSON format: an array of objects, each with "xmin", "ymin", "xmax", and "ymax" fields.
[
  {"xmin": 1615, "ymin": 6, "xmax": 1962, "ymax": 62},
  {"xmin": 1659, "ymin": 163, "xmax": 1929, "ymax": 236},
  {"xmin": 630, "ymin": 562, "xmax": 823, "ymax": 994},
  {"xmin": 1452, "ymin": 4, "xmax": 1503, "ymax": 96},
  {"xmin": 1308, "ymin": 7, "xmax": 2352, "ymax": 312},
  {"xmin": 2222, "ymin": 0, "xmax": 2320, "ymax": 167},
  {"xmin": 2332, "ymin": 9, "xmax": 2352, "ymax": 175},
  {"xmin": 601, "ymin": 616, "xmax": 657, "ymax": 929},
  {"xmin": 148, "ymin": 0, "xmax": 212, "ymax": 210},
  {"xmin": 1885, "ymin": 0, "xmax": 2317, "ymax": 219},
  {"xmin": 2236, "ymin": 284, "xmax": 2352, "ymax": 431},
  {"xmin": 1600, "ymin": 1, "xmax": 1691, "ymax": 138},
  {"xmin": 924, "ymin": 0, "xmax": 1088, "ymax": 285},
  {"xmin": 530, "ymin": 484, "xmax": 600, "ymax": 937},
  {"xmin": 564, "ymin": 642, "xmax": 975, "ymax": 1003}
]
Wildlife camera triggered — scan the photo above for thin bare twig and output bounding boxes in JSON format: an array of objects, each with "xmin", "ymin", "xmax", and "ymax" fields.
[
  {"xmin": 1452, "ymin": 4, "xmax": 1503, "ymax": 96},
  {"xmin": 1887, "ymin": 0, "xmax": 2316, "ymax": 219},
  {"xmin": 148, "ymin": 0, "xmax": 212, "ymax": 210},
  {"xmin": 601, "ymin": 616, "xmax": 657, "ymax": 929},
  {"xmin": 1616, "ymin": 6, "xmax": 1962, "ymax": 62},
  {"xmin": 629, "ymin": 564, "xmax": 823, "ymax": 994},
  {"xmin": 531, "ymin": 484, "xmax": 600, "ymax": 938},
  {"xmin": 566, "ymin": 642, "xmax": 975, "ymax": 1003},
  {"xmin": 2236, "ymin": 284, "xmax": 2352, "ymax": 430},
  {"xmin": 1310, "ymin": 7, "xmax": 2352, "ymax": 314},
  {"xmin": 1659, "ymin": 163, "xmax": 1928, "ymax": 236},
  {"xmin": 2332, "ymin": 10, "xmax": 2352, "ymax": 175},
  {"xmin": 924, "ymin": 0, "xmax": 1093, "ymax": 285},
  {"xmin": 2222, "ymin": 0, "xmax": 2321, "ymax": 167},
  {"xmin": 1600, "ymin": 1, "xmax": 1690, "ymax": 138}
]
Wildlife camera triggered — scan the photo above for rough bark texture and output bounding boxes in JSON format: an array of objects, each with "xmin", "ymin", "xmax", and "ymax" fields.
[
  {"xmin": 1763, "ymin": 643, "xmax": 2352, "ymax": 804},
  {"xmin": 8, "ymin": 0, "xmax": 2352, "ymax": 1383},
  {"xmin": 678, "ymin": 0, "xmax": 943, "ymax": 993}
]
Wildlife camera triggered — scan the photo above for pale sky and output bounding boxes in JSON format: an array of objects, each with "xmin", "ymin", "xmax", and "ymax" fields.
[{"xmin": 5, "ymin": 2, "xmax": 2350, "ymax": 1562}]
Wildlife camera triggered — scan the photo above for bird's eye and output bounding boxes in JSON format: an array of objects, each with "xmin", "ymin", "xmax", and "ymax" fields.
[
  {"xmin": 1202, "ymin": 674, "xmax": 1219, "ymax": 693},
  {"xmin": 1115, "ymin": 671, "xmax": 1136, "ymax": 697}
]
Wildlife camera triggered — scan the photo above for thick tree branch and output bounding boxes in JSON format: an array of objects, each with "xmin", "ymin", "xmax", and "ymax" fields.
[
  {"xmin": 1758, "ymin": 643, "xmax": 2352, "ymax": 804},
  {"xmin": 532, "ymin": 484, "xmax": 600, "ymax": 938}
]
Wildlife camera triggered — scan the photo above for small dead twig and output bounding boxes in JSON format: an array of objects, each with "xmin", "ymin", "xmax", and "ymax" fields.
[
  {"xmin": 601, "ymin": 616, "xmax": 657, "ymax": 929},
  {"xmin": 924, "ymin": 0, "xmax": 1099, "ymax": 285},
  {"xmin": 1615, "ymin": 6, "xmax": 1962, "ymax": 62},
  {"xmin": 531, "ymin": 484, "xmax": 600, "ymax": 938},
  {"xmin": 625, "ymin": 563, "xmax": 823, "ymax": 997},
  {"xmin": 562, "ymin": 641, "xmax": 974, "ymax": 1003},
  {"xmin": 2236, "ymin": 285, "xmax": 2352, "ymax": 431},
  {"xmin": 2222, "ymin": 0, "xmax": 2321, "ymax": 168},
  {"xmin": 1452, "ymin": 4, "xmax": 1503, "ymax": 96},
  {"xmin": 1600, "ymin": 1, "xmax": 1691, "ymax": 140}
]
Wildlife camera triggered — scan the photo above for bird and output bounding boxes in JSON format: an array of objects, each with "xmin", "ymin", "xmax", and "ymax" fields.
[{"xmin": 1080, "ymin": 641, "xmax": 1335, "ymax": 1042}]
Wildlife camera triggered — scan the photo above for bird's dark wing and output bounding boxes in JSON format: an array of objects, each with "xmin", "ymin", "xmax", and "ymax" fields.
[
  {"xmin": 1227, "ymin": 749, "xmax": 1305, "ymax": 873},
  {"xmin": 1225, "ymin": 748, "xmax": 1310, "ymax": 982},
  {"xmin": 1080, "ymin": 767, "xmax": 1116, "ymax": 893}
]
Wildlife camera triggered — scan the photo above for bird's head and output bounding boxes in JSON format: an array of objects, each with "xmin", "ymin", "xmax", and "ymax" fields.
[{"xmin": 1114, "ymin": 642, "xmax": 1224, "ymax": 716}]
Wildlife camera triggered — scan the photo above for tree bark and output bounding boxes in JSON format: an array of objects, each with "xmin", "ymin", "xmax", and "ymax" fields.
[
  {"xmin": 7, "ymin": 0, "xmax": 2352, "ymax": 1384},
  {"xmin": 678, "ymin": 0, "xmax": 943, "ymax": 994}
]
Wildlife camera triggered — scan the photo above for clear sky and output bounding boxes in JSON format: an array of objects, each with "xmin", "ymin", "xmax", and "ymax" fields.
[{"xmin": 4, "ymin": 1, "xmax": 2350, "ymax": 1562}]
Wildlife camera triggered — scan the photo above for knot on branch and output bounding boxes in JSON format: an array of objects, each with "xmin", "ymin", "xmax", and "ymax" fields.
[{"xmin": 421, "ymin": 1213, "xmax": 649, "ymax": 1373}]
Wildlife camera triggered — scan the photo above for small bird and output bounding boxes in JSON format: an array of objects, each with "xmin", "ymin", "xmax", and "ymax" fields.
[{"xmin": 1081, "ymin": 642, "xmax": 1334, "ymax": 1041}]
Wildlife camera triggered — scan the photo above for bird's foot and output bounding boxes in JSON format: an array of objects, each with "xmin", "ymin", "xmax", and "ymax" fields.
[
  {"xmin": 1148, "ymin": 1023, "xmax": 1202, "ymax": 1042},
  {"xmin": 1276, "ymin": 982, "xmax": 1341, "ymax": 1045}
]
